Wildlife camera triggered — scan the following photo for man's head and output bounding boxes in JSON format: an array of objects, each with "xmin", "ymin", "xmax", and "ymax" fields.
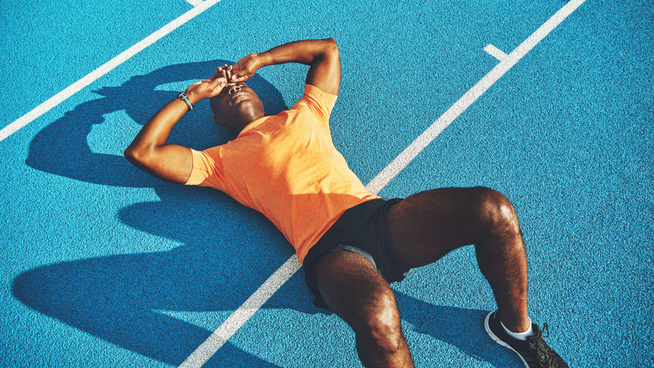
[{"xmin": 210, "ymin": 82, "xmax": 265, "ymax": 133}]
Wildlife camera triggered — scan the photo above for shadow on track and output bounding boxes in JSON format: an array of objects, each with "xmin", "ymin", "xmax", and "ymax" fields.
[
  {"xmin": 15, "ymin": 60, "xmax": 294, "ymax": 367},
  {"xmin": 395, "ymin": 292, "xmax": 521, "ymax": 367}
]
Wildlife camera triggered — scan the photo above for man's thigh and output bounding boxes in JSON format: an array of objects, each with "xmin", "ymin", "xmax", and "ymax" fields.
[
  {"xmin": 385, "ymin": 186, "xmax": 500, "ymax": 269},
  {"xmin": 315, "ymin": 251, "xmax": 402, "ymax": 331}
]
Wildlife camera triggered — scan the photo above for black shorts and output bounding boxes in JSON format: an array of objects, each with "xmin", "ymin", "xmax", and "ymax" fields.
[{"xmin": 303, "ymin": 198, "xmax": 410, "ymax": 311}]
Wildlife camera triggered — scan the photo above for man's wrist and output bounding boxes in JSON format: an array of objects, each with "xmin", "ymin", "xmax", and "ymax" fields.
[
  {"xmin": 185, "ymin": 90, "xmax": 205, "ymax": 104},
  {"xmin": 177, "ymin": 92, "xmax": 195, "ymax": 111},
  {"xmin": 258, "ymin": 52, "xmax": 274, "ymax": 68}
]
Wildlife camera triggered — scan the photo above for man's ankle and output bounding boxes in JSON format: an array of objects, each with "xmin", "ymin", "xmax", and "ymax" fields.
[{"xmin": 500, "ymin": 317, "xmax": 533, "ymax": 341}]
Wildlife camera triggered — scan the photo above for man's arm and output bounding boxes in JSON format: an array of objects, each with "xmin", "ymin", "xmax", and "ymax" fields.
[
  {"xmin": 231, "ymin": 38, "xmax": 341, "ymax": 95},
  {"xmin": 124, "ymin": 69, "xmax": 228, "ymax": 183}
]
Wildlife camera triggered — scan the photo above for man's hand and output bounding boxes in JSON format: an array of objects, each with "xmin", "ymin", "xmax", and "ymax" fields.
[
  {"xmin": 185, "ymin": 66, "xmax": 230, "ymax": 102},
  {"xmin": 231, "ymin": 54, "xmax": 266, "ymax": 83}
]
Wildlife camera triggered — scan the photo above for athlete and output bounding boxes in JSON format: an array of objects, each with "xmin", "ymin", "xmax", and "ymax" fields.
[{"xmin": 125, "ymin": 38, "xmax": 567, "ymax": 368}]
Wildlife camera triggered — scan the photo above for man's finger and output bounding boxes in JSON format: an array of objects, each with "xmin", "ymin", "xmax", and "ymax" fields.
[
  {"xmin": 231, "ymin": 73, "xmax": 249, "ymax": 82},
  {"xmin": 212, "ymin": 77, "xmax": 227, "ymax": 89}
]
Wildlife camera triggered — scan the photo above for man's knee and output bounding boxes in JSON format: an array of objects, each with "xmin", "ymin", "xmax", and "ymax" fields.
[
  {"xmin": 356, "ymin": 294, "xmax": 405, "ymax": 353},
  {"xmin": 472, "ymin": 187, "xmax": 520, "ymax": 233},
  {"xmin": 324, "ymin": 274, "xmax": 405, "ymax": 352}
]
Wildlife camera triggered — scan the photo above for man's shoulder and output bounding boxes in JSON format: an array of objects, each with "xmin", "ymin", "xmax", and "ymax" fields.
[{"xmin": 292, "ymin": 84, "xmax": 338, "ymax": 120}]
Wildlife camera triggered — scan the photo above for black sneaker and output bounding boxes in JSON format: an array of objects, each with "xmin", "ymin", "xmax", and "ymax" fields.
[{"xmin": 484, "ymin": 310, "xmax": 568, "ymax": 368}]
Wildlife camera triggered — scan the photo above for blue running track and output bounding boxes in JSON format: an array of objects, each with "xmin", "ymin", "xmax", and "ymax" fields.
[{"xmin": 1, "ymin": 0, "xmax": 652, "ymax": 367}]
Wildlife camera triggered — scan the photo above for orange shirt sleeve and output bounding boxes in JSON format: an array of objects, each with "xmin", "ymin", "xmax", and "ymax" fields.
[
  {"xmin": 294, "ymin": 84, "xmax": 338, "ymax": 125},
  {"xmin": 184, "ymin": 147, "xmax": 226, "ymax": 191}
]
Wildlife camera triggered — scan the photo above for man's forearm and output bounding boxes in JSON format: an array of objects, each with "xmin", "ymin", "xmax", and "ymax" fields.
[
  {"xmin": 257, "ymin": 38, "xmax": 338, "ymax": 68},
  {"xmin": 124, "ymin": 70, "xmax": 226, "ymax": 183},
  {"xmin": 231, "ymin": 38, "xmax": 340, "ymax": 95},
  {"xmin": 126, "ymin": 97, "xmax": 191, "ymax": 155}
]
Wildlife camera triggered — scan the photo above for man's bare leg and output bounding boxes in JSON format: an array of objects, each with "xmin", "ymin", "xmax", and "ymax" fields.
[
  {"xmin": 313, "ymin": 186, "xmax": 529, "ymax": 367},
  {"xmin": 385, "ymin": 186, "xmax": 530, "ymax": 333},
  {"xmin": 315, "ymin": 251, "xmax": 415, "ymax": 368}
]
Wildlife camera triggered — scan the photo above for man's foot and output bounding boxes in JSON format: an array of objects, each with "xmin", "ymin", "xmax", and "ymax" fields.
[{"xmin": 484, "ymin": 310, "xmax": 568, "ymax": 368}]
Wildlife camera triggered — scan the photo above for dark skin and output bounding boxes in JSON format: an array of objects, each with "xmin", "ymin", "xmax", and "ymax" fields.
[
  {"xmin": 126, "ymin": 38, "xmax": 530, "ymax": 368},
  {"xmin": 316, "ymin": 187, "xmax": 529, "ymax": 368}
]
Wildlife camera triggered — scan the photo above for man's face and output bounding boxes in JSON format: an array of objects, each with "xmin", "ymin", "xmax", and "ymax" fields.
[{"xmin": 210, "ymin": 82, "xmax": 264, "ymax": 131}]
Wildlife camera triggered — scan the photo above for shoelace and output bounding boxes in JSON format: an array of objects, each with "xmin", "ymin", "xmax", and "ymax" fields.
[
  {"xmin": 528, "ymin": 323, "xmax": 559, "ymax": 368},
  {"xmin": 541, "ymin": 323, "xmax": 550, "ymax": 338}
]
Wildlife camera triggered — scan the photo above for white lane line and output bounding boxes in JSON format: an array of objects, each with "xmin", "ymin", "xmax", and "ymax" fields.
[
  {"xmin": 0, "ymin": 0, "xmax": 222, "ymax": 143},
  {"xmin": 178, "ymin": 255, "xmax": 302, "ymax": 368},
  {"xmin": 186, "ymin": 0, "xmax": 205, "ymax": 6},
  {"xmin": 365, "ymin": 0, "xmax": 586, "ymax": 194},
  {"xmin": 179, "ymin": 1, "xmax": 586, "ymax": 366},
  {"xmin": 484, "ymin": 44, "xmax": 508, "ymax": 61}
]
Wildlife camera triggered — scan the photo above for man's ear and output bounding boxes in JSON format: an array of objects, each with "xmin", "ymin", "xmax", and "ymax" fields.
[{"xmin": 214, "ymin": 114, "xmax": 224, "ymax": 126}]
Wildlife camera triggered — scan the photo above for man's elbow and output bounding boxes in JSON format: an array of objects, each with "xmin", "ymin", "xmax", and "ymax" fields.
[
  {"xmin": 124, "ymin": 145, "xmax": 149, "ymax": 168},
  {"xmin": 323, "ymin": 38, "xmax": 339, "ymax": 56}
]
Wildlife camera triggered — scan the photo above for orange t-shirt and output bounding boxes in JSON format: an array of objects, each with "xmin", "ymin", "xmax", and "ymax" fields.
[{"xmin": 185, "ymin": 84, "xmax": 379, "ymax": 263}]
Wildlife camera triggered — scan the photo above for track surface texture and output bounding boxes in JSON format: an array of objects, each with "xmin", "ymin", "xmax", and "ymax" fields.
[{"xmin": 2, "ymin": 0, "xmax": 652, "ymax": 367}]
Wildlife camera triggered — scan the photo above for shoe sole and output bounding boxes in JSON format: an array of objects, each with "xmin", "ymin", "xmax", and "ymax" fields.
[{"xmin": 484, "ymin": 311, "xmax": 530, "ymax": 368}]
